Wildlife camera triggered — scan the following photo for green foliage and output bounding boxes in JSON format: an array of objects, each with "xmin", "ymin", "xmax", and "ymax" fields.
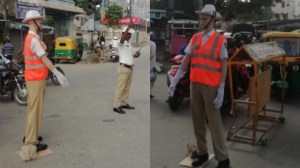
[
  {"xmin": 105, "ymin": 3, "xmax": 123, "ymax": 27},
  {"xmin": 75, "ymin": 0, "xmax": 103, "ymax": 20},
  {"xmin": 74, "ymin": 0, "xmax": 95, "ymax": 15},
  {"xmin": 75, "ymin": 0, "xmax": 89, "ymax": 12},
  {"xmin": 43, "ymin": 16, "xmax": 54, "ymax": 26}
]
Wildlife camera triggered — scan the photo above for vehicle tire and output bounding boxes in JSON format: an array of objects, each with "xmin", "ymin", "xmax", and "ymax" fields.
[
  {"xmin": 13, "ymin": 84, "xmax": 27, "ymax": 106},
  {"xmin": 168, "ymin": 89, "xmax": 184, "ymax": 111},
  {"xmin": 72, "ymin": 58, "xmax": 77, "ymax": 64},
  {"xmin": 77, "ymin": 53, "xmax": 82, "ymax": 62},
  {"xmin": 50, "ymin": 67, "xmax": 65, "ymax": 85},
  {"xmin": 113, "ymin": 58, "xmax": 118, "ymax": 63}
]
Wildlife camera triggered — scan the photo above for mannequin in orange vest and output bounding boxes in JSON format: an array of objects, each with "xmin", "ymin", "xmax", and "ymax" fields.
[
  {"xmin": 168, "ymin": 4, "xmax": 230, "ymax": 168},
  {"xmin": 19, "ymin": 10, "xmax": 69, "ymax": 161}
]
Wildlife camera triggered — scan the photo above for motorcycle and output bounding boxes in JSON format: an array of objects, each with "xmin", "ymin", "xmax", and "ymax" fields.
[
  {"xmin": 47, "ymin": 55, "xmax": 65, "ymax": 85},
  {"xmin": 0, "ymin": 54, "xmax": 27, "ymax": 106},
  {"xmin": 109, "ymin": 47, "xmax": 119, "ymax": 63},
  {"xmin": 166, "ymin": 55, "xmax": 190, "ymax": 111}
]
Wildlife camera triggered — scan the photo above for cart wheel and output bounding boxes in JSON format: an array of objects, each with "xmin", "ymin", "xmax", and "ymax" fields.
[
  {"xmin": 279, "ymin": 116, "xmax": 285, "ymax": 124},
  {"xmin": 259, "ymin": 137, "xmax": 268, "ymax": 146},
  {"xmin": 229, "ymin": 110, "xmax": 238, "ymax": 118}
]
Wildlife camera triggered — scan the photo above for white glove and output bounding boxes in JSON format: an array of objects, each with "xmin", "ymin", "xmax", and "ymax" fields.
[
  {"xmin": 168, "ymin": 69, "xmax": 183, "ymax": 97},
  {"xmin": 213, "ymin": 82, "xmax": 225, "ymax": 109},
  {"xmin": 52, "ymin": 68, "xmax": 69, "ymax": 88}
]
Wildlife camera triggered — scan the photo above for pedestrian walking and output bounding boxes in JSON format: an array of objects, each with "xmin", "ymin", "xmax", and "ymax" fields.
[
  {"xmin": 113, "ymin": 21, "xmax": 141, "ymax": 114},
  {"xmin": 150, "ymin": 34, "xmax": 157, "ymax": 98},
  {"xmin": 168, "ymin": 4, "xmax": 230, "ymax": 168},
  {"xmin": 2, "ymin": 38, "xmax": 14, "ymax": 61},
  {"xmin": 20, "ymin": 10, "xmax": 69, "ymax": 161}
]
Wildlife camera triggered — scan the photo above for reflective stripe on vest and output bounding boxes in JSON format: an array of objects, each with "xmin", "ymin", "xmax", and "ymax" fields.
[
  {"xmin": 25, "ymin": 64, "xmax": 46, "ymax": 69},
  {"xmin": 190, "ymin": 32, "xmax": 225, "ymax": 86},
  {"xmin": 23, "ymin": 32, "xmax": 48, "ymax": 81}
]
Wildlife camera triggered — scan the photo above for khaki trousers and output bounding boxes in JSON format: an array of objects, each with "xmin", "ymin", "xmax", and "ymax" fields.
[
  {"xmin": 191, "ymin": 82, "xmax": 228, "ymax": 161},
  {"xmin": 24, "ymin": 80, "xmax": 46, "ymax": 145},
  {"xmin": 113, "ymin": 65, "xmax": 133, "ymax": 107}
]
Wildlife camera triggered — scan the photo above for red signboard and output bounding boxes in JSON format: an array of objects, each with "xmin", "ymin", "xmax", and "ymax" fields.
[{"xmin": 103, "ymin": 16, "xmax": 145, "ymax": 25}]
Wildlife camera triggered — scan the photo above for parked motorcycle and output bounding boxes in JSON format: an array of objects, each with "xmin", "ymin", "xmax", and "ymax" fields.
[
  {"xmin": 47, "ymin": 55, "xmax": 65, "ymax": 85},
  {"xmin": 0, "ymin": 54, "xmax": 27, "ymax": 106},
  {"xmin": 166, "ymin": 55, "xmax": 190, "ymax": 111}
]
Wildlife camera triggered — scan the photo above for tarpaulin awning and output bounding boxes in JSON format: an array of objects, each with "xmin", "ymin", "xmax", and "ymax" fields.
[{"xmin": 21, "ymin": 0, "xmax": 85, "ymax": 14}]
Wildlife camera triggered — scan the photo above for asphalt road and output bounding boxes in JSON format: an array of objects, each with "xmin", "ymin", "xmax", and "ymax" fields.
[
  {"xmin": 0, "ymin": 44, "xmax": 150, "ymax": 168},
  {"xmin": 150, "ymin": 70, "xmax": 300, "ymax": 168}
]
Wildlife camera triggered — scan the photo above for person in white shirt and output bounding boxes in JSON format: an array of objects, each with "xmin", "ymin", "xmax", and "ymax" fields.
[{"xmin": 113, "ymin": 22, "xmax": 141, "ymax": 114}]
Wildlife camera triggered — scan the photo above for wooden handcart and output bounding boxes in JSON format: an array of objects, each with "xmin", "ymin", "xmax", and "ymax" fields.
[{"xmin": 227, "ymin": 42, "xmax": 286, "ymax": 146}]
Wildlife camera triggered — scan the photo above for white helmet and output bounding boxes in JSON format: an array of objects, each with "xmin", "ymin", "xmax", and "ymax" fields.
[
  {"xmin": 122, "ymin": 26, "xmax": 135, "ymax": 34},
  {"xmin": 195, "ymin": 4, "xmax": 222, "ymax": 21},
  {"xmin": 22, "ymin": 10, "xmax": 43, "ymax": 23}
]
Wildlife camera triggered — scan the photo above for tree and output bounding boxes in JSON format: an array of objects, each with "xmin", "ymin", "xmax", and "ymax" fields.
[
  {"xmin": 74, "ymin": 0, "xmax": 102, "ymax": 18},
  {"xmin": 43, "ymin": 16, "xmax": 54, "ymax": 26},
  {"xmin": 74, "ymin": 0, "xmax": 89, "ymax": 13},
  {"xmin": 105, "ymin": 3, "xmax": 123, "ymax": 27}
]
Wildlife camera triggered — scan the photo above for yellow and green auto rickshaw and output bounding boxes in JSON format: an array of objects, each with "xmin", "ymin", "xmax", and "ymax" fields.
[
  {"xmin": 261, "ymin": 32, "xmax": 300, "ymax": 90},
  {"xmin": 54, "ymin": 36, "xmax": 83, "ymax": 63}
]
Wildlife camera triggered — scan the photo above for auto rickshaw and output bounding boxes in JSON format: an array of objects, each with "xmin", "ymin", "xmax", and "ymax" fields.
[
  {"xmin": 261, "ymin": 32, "xmax": 300, "ymax": 90},
  {"xmin": 54, "ymin": 36, "xmax": 83, "ymax": 63}
]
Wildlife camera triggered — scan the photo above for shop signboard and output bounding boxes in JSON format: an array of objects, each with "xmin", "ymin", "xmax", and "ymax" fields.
[
  {"xmin": 102, "ymin": 16, "xmax": 142, "ymax": 25},
  {"xmin": 15, "ymin": 2, "xmax": 44, "ymax": 19}
]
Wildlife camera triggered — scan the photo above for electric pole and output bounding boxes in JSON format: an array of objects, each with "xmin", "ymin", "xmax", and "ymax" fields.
[{"xmin": 198, "ymin": 0, "xmax": 203, "ymax": 31}]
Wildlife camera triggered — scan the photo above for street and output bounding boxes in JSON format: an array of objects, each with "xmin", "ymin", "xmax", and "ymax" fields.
[
  {"xmin": 0, "ymin": 44, "xmax": 150, "ymax": 168},
  {"xmin": 150, "ymin": 65, "xmax": 300, "ymax": 168}
]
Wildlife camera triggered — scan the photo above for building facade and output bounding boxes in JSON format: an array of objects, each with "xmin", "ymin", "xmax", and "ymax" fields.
[
  {"xmin": 0, "ymin": 0, "xmax": 85, "ymax": 58},
  {"xmin": 272, "ymin": 0, "xmax": 300, "ymax": 20},
  {"xmin": 109, "ymin": 0, "xmax": 149, "ymax": 19}
]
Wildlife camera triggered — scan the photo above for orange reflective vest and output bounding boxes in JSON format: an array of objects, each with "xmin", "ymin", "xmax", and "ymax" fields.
[
  {"xmin": 190, "ymin": 32, "xmax": 225, "ymax": 87},
  {"xmin": 23, "ymin": 32, "xmax": 48, "ymax": 81}
]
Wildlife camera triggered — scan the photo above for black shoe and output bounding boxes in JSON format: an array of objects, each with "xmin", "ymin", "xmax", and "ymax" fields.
[
  {"xmin": 113, "ymin": 107, "xmax": 126, "ymax": 114},
  {"xmin": 191, "ymin": 153, "xmax": 209, "ymax": 167},
  {"xmin": 150, "ymin": 94, "xmax": 154, "ymax": 98},
  {"xmin": 121, "ymin": 104, "xmax": 135, "ymax": 109},
  {"xmin": 36, "ymin": 143, "xmax": 48, "ymax": 152},
  {"xmin": 217, "ymin": 158, "xmax": 230, "ymax": 168},
  {"xmin": 23, "ymin": 136, "xmax": 43, "ymax": 143},
  {"xmin": 190, "ymin": 151, "xmax": 199, "ymax": 159}
]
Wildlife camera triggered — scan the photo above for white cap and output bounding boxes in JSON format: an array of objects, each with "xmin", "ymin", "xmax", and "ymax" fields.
[
  {"xmin": 196, "ymin": 4, "xmax": 221, "ymax": 20},
  {"xmin": 113, "ymin": 36, "xmax": 118, "ymax": 40},
  {"xmin": 22, "ymin": 10, "xmax": 44, "ymax": 23},
  {"xmin": 122, "ymin": 26, "xmax": 135, "ymax": 34}
]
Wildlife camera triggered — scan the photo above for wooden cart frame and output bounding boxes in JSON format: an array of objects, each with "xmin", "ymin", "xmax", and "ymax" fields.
[{"xmin": 227, "ymin": 42, "xmax": 286, "ymax": 146}]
